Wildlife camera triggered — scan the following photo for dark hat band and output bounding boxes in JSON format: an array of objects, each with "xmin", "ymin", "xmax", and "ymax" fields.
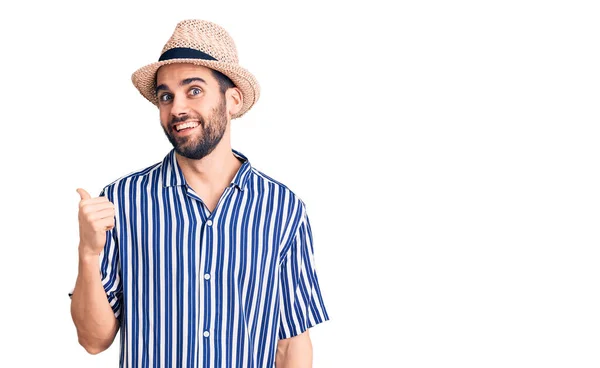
[{"xmin": 159, "ymin": 47, "xmax": 217, "ymax": 61}]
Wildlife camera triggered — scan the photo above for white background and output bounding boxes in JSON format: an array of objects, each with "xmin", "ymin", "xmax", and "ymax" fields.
[{"xmin": 0, "ymin": 0, "xmax": 599, "ymax": 367}]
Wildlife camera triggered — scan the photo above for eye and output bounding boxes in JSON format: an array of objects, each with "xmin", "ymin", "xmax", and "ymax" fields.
[
  {"xmin": 189, "ymin": 87, "xmax": 202, "ymax": 96},
  {"xmin": 159, "ymin": 93, "xmax": 172, "ymax": 103}
]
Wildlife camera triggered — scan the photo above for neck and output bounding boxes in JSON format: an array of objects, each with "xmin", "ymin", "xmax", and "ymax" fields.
[{"xmin": 174, "ymin": 135, "xmax": 242, "ymax": 192}]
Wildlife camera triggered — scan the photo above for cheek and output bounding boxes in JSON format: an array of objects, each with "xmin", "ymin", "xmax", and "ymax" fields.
[{"xmin": 159, "ymin": 109, "xmax": 171, "ymax": 126}]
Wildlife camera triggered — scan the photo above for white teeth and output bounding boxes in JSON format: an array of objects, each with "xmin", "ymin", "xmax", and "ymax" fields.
[{"xmin": 175, "ymin": 121, "xmax": 199, "ymax": 131}]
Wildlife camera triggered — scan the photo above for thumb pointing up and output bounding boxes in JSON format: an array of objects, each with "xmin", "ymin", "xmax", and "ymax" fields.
[
  {"xmin": 76, "ymin": 188, "xmax": 91, "ymax": 201},
  {"xmin": 76, "ymin": 187, "xmax": 115, "ymax": 256}
]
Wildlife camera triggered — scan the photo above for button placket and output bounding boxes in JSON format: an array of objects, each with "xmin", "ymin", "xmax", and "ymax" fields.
[{"xmin": 201, "ymin": 215, "xmax": 215, "ymax": 342}]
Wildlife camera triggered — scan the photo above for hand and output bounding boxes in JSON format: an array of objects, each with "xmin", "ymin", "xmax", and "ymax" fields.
[{"xmin": 76, "ymin": 188, "xmax": 115, "ymax": 258}]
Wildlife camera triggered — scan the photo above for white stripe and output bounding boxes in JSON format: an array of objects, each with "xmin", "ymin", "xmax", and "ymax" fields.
[
  {"xmin": 123, "ymin": 177, "xmax": 133, "ymax": 368},
  {"xmin": 189, "ymin": 199, "xmax": 202, "ymax": 365},
  {"xmin": 157, "ymin": 175, "xmax": 166, "ymax": 366},
  {"xmin": 146, "ymin": 170, "xmax": 155, "ymax": 367},
  {"xmin": 169, "ymin": 186, "xmax": 180, "ymax": 367},
  {"xmin": 135, "ymin": 177, "xmax": 143, "ymax": 367},
  {"xmin": 208, "ymin": 198, "xmax": 220, "ymax": 365},
  {"xmin": 181, "ymin": 188, "xmax": 190, "ymax": 368}
]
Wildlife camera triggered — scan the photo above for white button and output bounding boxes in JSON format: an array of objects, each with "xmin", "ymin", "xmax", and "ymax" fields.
[
  {"xmin": 206, "ymin": 220, "xmax": 213, "ymax": 226},
  {"xmin": 203, "ymin": 331, "xmax": 210, "ymax": 337},
  {"xmin": 204, "ymin": 273, "xmax": 211, "ymax": 280}
]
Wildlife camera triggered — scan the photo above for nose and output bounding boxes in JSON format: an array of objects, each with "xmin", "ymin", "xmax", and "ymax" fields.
[{"xmin": 170, "ymin": 94, "xmax": 190, "ymax": 117}]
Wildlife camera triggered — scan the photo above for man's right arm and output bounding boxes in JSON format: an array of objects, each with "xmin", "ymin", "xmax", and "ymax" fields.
[
  {"xmin": 70, "ymin": 188, "xmax": 119, "ymax": 354},
  {"xmin": 70, "ymin": 252, "xmax": 119, "ymax": 354}
]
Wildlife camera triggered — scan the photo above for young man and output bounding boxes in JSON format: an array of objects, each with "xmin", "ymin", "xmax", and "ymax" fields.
[{"xmin": 70, "ymin": 19, "xmax": 329, "ymax": 368}]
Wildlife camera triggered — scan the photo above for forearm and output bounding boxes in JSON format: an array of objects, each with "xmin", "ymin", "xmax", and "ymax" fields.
[
  {"xmin": 70, "ymin": 250, "xmax": 118, "ymax": 354},
  {"xmin": 276, "ymin": 332, "xmax": 313, "ymax": 368}
]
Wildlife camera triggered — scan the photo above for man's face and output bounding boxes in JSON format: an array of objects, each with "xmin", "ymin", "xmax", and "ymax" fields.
[{"xmin": 155, "ymin": 63, "xmax": 228, "ymax": 160}]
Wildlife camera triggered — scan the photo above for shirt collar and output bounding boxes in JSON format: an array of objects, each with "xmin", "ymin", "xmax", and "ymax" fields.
[{"xmin": 161, "ymin": 148, "xmax": 252, "ymax": 191}]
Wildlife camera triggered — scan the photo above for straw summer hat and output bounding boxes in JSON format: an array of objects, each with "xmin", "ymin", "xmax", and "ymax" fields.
[{"xmin": 131, "ymin": 19, "xmax": 260, "ymax": 119}]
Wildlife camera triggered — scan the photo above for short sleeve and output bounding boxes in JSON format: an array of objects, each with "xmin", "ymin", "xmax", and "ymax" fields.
[
  {"xmin": 69, "ymin": 187, "xmax": 123, "ymax": 321},
  {"xmin": 278, "ymin": 205, "xmax": 330, "ymax": 339}
]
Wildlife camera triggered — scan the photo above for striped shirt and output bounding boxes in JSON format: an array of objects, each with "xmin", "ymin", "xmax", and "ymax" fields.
[{"xmin": 84, "ymin": 148, "xmax": 329, "ymax": 367}]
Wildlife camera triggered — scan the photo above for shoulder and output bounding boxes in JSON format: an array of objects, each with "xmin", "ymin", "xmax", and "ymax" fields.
[
  {"xmin": 248, "ymin": 167, "xmax": 310, "ymax": 233},
  {"xmin": 249, "ymin": 167, "xmax": 306, "ymax": 207}
]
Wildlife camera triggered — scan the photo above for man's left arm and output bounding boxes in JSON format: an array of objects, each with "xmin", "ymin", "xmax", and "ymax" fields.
[{"xmin": 276, "ymin": 330, "xmax": 312, "ymax": 368}]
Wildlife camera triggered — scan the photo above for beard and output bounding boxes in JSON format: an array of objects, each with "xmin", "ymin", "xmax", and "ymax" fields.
[{"xmin": 161, "ymin": 97, "xmax": 227, "ymax": 160}]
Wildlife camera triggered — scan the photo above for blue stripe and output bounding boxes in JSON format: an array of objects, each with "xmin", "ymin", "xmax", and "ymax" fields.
[
  {"xmin": 150, "ymin": 170, "xmax": 161, "ymax": 368},
  {"xmin": 96, "ymin": 148, "xmax": 329, "ymax": 367}
]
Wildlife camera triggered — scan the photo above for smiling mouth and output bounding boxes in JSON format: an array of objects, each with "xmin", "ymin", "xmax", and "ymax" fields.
[{"xmin": 173, "ymin": 121, "xmax": 200, "ymax": 133}]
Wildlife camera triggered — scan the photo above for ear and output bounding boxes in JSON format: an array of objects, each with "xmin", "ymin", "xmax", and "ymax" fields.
[{"xmin": 226, "ymin": 87, "xmax": 243, "ymax": 117}]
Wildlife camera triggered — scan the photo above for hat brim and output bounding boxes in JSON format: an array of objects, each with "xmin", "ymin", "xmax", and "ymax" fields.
[{"xmin": 131, "ymin": 58, "xmax": 260, "ymax": 119}]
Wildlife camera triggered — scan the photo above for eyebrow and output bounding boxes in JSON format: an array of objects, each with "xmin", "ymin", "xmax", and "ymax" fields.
[{"xmin": 155, "ymin": 77, "xmax": 208, "ymax": 94}]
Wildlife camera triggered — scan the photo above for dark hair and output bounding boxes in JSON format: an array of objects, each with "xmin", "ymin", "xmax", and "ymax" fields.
[{"xmin": 211, "ymin": 69, "xmax": 235, "ymax": 95}]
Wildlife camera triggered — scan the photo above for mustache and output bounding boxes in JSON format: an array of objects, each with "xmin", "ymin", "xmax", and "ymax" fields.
[{"xmin": 169, "ymin": 114, "xmax": 204, "ymax": 125}]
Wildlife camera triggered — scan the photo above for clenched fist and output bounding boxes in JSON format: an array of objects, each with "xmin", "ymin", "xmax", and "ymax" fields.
[{"xmin": 77, "ymin": 188, "xmax": 115, "ymax": 258}]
